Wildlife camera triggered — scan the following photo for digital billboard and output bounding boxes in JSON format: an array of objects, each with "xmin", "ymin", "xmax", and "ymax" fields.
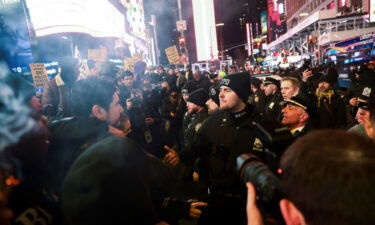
[
  {"xmin": 26, "ymin": 0, "xmax": 127, "ymax": 39},
  {"xmin": 26, "ymin": 0, "xmax": 147, "ymax": 41},
  {"xmin": 260, "ymin": 11, "xmax": 267, "ymax": 35},
  {"xmin": 192, "ymin": 0, "xmax": 218, "ymax": 61},
  {"xmin": 371, "ymin": 0, "xmax": 375, "ymax": 23},
  {"xmin": 338, "ymin": 0, "xmax": 348, "ymax": 8},
  {"xmin": 267, "ymin": 0, "xmax": 287, "ymax": 43},
  {"xmin": 0, "ymin": 0, "xmax": 35, "ymax": 75}
]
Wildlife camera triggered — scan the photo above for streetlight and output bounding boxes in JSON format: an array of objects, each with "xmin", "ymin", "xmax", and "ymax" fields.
[
  {"xmin": 150, "ymin": 15, "xmax": 159, "ymax": 65},
  {"xmin": 216, "ymin": 23, "xmax": 224, "ymax": 60}
]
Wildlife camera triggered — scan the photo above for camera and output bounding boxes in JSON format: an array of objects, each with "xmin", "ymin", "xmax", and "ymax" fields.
[
  {"xmin": 236, "ymin": 122, "xmax": 294, "ymax": 220},
  {"xmin": 237, "ymin": 153, "xmax": 282, "ymax": 220},
  {"xmin": 300, "ymin": 59, "xmax": 311, "ymax": 72},
  {"xmin": 128, "ymin": 96, "xmax": 142, "ymax": 106}
]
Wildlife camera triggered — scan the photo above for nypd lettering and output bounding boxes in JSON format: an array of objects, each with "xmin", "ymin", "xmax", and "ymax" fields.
[{"xmin": 221, "ymin": 78, "xmax": 230, "ymax": 86}]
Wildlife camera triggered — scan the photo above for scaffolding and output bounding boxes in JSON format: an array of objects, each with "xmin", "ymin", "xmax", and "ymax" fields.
[{"xmin": 266, "ymin": 13, "xmax": 374, "ymax": 63}]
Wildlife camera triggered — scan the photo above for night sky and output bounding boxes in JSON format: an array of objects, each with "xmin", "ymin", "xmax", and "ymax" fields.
[{"xmin": 143, "ymin": 0, "xmax": 266, "ymax": 64}]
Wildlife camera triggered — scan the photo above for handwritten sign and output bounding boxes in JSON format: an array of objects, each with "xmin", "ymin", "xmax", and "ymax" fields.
[
  {"xmin": 165, "ymin": 46, "xmax": 180, "ymax": 65},
  {"xmin": 132, "ymin": 53, "xmax": 144, "ymax": 62},
  {"xmin": 29, "ymin": 63, "xmax": 49, "ymax": 87},
  {"xmin": 124, "ymin": 58, "xmax": 138, "ymax": 72},
  {"xmin": 88, "ymin": 49, "xmax": 107, "ymax": 62}
]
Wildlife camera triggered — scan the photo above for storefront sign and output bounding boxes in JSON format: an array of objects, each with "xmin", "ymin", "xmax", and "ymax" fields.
[{"xmin": 335, "ymin": 32, "xmax": 375, "ymax": 47}]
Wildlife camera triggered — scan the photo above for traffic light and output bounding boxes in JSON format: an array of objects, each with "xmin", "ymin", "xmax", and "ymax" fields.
[
  {"xmin": 179, "ymin": 36, "xmax": 186, "ymax": 53},
  {"xmin": 179, "ymin": 36, "xmax": 185, "ymax": 47}
]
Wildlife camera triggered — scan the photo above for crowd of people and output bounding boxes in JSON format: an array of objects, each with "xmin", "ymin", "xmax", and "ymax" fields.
[{"xmin": 0, "ymin": 53, "xmax": 375, "ymax": 225}]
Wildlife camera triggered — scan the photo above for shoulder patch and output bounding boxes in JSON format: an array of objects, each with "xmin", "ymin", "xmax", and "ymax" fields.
[
  {"xmin": 252, "ymin": 138, "xmax": 263, "ymax": 152},
  {"xmin": 195, "ymin": 123, "xmax": 202, "ymax": 132}
]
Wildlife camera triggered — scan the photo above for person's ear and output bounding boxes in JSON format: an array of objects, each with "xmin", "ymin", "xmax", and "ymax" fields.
[
  {"xmin": 300, "ymin": 112, "xmax": 309, "ymax": 123},
  {"xmin": 280, "ymin": 199, "xmax": 306, "ymax": 225},
  {"xmin": 91, "ymin": 105, "xmax": 107, "ymax": 120}
]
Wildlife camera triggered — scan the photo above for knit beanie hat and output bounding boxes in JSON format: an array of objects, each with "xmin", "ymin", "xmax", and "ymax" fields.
[
  {"xmin": 181, "ymin": 81, "xmax": 197, "ymax": 94},
  {"xmin": 208, "ymin": 86, "xmax": 220, "ymax": 106},
  {"xmin": 187, "ymin": 88, "xmax": 208, "ymax": 107},
  {"xmin": 219, "ymin": 72, "xmax": 251, "ymax": 103},
  {"xmin": 318, "ymin": 75, "xmax": 332, "ymax": 85}
]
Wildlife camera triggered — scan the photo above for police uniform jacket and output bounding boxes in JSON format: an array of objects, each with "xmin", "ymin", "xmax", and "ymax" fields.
[
  {"xmin": 264, "ymin": 92, "xmax": 284, "ymax": 122},
  {"xmin": 183, "ymin": 108, "xmax": 209, "ymax": 149},
  {"xmin": 181, "ymin": 105, "xmax": 264, "ymax": 192},
  {"xmin": 248, "ymin": 89, "xmax": 266, "ymax": 115}
]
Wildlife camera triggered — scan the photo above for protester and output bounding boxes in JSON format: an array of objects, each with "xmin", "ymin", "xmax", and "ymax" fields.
[
  {"xmin": 314, "ymin": 76, "xmax": 346, "ymax": 129},
  {"xmin": 42, "ymin": 57, "xmax": 79, "ymax": 120},
  {"xmin": 47, "ymin": 76, "xmax": 124, "ymax": 196}
]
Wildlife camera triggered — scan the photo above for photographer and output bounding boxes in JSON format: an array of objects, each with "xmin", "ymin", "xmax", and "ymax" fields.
[
  {"xmin": 245, "ymin": 130, "xmax": 375, "ymax": 225},
  {"xmin": 300, "ymin": 64, "xmax": 322, "ymax": 97}
]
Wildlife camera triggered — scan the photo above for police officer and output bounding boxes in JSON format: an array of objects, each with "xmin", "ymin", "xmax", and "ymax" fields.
[
  {"xmin": 181, "ymin": 72, "xmax": 266, "ymax": 225},
  {"xmin": 184, "ymin": 89, "xmax": 209, "ymax": 149},
  {"xmin": 263, "ymin": 77, "xmax": 283, "ymax": 122},
  {"xmin": 206, "ymin": 85, "xmax": 220, "ymax": 115},
  {"xmin": 248, "ymin": 77, "xmax": 266, "ymax": 115}
]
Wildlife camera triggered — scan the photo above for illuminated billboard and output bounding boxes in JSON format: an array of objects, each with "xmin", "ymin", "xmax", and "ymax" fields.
[
  {"xmin": 0, "ymin": 0, "xmax": 34, "ymax": 70},
  {"xmin": 192, "ymin": 0, "xmax": 218, "ymax": 61},
  {"xmin": 267, "ymin": 0, "xmax": 287, "ymax": 43},
  {"xmin": 371, "ymin": 0, "xmax": 375, "ymax": 23},
  {"xmin": 25, "ymin": 0, "xmax": 146, "ymax": 42},
  {"xmin": 260, "ymin": 11, "xmax": 268, "ymax": 35},
  {"xmin": 338, "ymin": 0, "xmax": 348, "ymax": 9}
]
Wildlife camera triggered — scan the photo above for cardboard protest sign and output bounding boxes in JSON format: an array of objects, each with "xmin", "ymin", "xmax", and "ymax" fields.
[
  {"xmin": 132, "ymin": 53, "xmax": 144, "ymax": 62},
  {"xmin": 88, "ymin": 49, "xmax": 107, "ymax": 62},
  {"xmin": 165, "ymin": 46, "xmax": 180, "ymax": 65},
  {"xmin": 29, "ymin": 63, "xmax": 49, "ymax": 87},
  {"xmin": 124, "ymin": 58, "xmax": 138, "ymax": 72}
]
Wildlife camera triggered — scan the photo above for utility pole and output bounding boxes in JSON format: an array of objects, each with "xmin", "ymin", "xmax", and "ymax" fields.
[
  {"xmin": 177, "ymin": 0, "xmax": 189, "ymax": 64},
  {"xmin": 177, "ymin": 0, "xmax": 184, "ymax": 36}
]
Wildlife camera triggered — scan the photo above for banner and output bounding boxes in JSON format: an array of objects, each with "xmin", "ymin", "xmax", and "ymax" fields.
[
  {"xmin": 29, "ymin": 63, "xmax": 49, "ymax": 87},
  {"xmin": 165, "ymin": 46, "xmax": 180, "ymax": 65}
]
